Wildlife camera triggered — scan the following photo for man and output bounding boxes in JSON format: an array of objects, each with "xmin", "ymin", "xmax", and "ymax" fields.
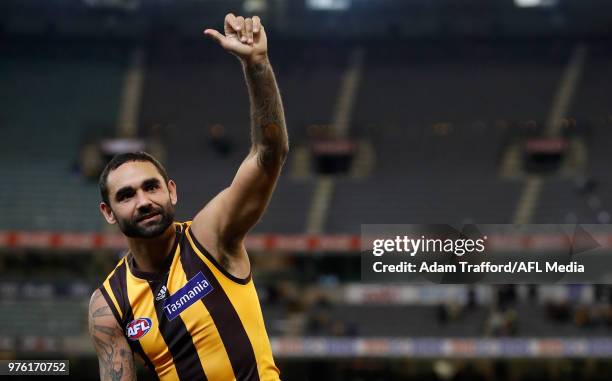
[{"xmin": 88, "ymin": 13, "xmax": 287, "ymax": 381}]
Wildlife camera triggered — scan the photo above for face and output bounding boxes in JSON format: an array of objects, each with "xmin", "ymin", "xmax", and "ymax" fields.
[{"xmin": 100, "ymin": 161, "xmax": 177, "ymax": 239}]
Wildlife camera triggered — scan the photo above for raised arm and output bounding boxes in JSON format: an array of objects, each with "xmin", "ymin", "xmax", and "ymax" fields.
[
  {"xmin": 88, "ymin": 290, "xmax": 136, "ymax": 381},
  {"xmin": 191, "ymin": 14, "xmax": 288, "ymax": 266}
]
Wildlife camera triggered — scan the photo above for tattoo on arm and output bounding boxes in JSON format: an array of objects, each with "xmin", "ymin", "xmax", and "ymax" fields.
[
  {"xmin": 88, "ymin": 291, "xmax": 135, "ymax": 381},
  {"xmin": 244, "ymin": 60, "xmax": 289, "ymax": 170}
]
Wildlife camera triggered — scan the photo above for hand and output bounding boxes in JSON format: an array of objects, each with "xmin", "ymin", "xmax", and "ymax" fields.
[{"xmin": 204, "ymin": 13, "xmax": 268, "ymax": 65}]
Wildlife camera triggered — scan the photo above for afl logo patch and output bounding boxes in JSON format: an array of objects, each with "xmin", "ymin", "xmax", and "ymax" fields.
[{"xmin": 126, "ymin": 318, "xmax": 152, "ymax": 341}]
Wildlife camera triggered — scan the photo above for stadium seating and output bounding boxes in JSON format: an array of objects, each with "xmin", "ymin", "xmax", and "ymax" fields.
[
  {"xmin": 532, "ymin": 46, "xmax": 612, "ymax": 223},
  {"xmin": 0, "ymin": 300, "xmax": 86, "ymax": 337},
  {"xmin": 0, "ymin": 41, "xmax": 127, "ymax": 231},
  {"xmin": 327, "ymin": 42, "xmax": 566, "ymax": 231}
]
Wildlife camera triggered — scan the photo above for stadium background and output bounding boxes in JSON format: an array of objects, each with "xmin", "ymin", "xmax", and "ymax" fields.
[{"xmin": 2, "ymin": 0, "xmax": 612, "ymax": 379}]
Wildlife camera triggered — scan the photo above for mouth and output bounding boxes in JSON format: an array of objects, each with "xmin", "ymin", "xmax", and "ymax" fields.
[{"xmin": 137, "ymin": 212, "xmax": 161, "ymax": 223}]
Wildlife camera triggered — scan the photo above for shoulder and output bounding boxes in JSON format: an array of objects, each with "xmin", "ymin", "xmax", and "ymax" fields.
[
  {"xmin": 88, "ymin": 289, "xmax": 122, "ymax": 339},
  {"xmin": 88, "ymin": 289, "xmax": 111, "ymax": 320},
  {"xmin": 182, "ymin": 219, "xmax": 252, "ymax": 283}
]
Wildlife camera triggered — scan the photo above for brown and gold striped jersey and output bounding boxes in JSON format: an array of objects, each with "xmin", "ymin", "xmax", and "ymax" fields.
[{"xmin": 99, "ymin": 221, "xmax": 280, "ymax": 381}]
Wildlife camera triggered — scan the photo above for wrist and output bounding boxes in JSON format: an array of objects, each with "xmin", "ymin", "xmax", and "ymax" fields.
[{"xmin": 242, "ymin": 54, "xmax": 269, "ymax": 67}]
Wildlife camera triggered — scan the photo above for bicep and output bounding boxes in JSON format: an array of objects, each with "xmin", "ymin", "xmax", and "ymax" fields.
[
  {"xmin": 193, "ymin": 150, "xmax": 282, "ymax": 247},
  {"xmin": 88, "ymin": 290, "xmax": 136, "ymax": 381}
]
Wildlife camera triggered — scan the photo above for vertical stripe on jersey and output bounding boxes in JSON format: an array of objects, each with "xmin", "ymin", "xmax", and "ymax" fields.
[
  {"xmin": 165, "ymin": 245, "xmax": 235, "ymax": 381},
  {"xmin": 105, "ymin": 259, "xmax": 158, "ymax": 379},
  {"xmin": 123, "ymin": 300, "xmax": 160, "ymax": 380},
  {"xmin": 123, "ymin": 270, "xmax": 180, "ymax": 380},
  {"xmin": 181, "ymin": 230, "xmax": 260, "ymax": 381},
  {"xmin": 107, "ymin": 258, "xmax": 129, "ymax": 321},
  {"xmin": 99, "ymin": 285, "xmax": 122, "ymax": 326},
  {"xmin": 142, "ymin": 248, "xmax": 208, "ymax": 381}
]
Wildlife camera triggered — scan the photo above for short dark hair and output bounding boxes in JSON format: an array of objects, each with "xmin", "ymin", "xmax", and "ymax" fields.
[{"xmin": 99, "ymin": 152, "xmax": 170, "ymax": 205}]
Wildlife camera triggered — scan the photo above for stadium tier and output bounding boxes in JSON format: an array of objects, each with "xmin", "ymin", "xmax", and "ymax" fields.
[
  {"xmin": 1, "ymin": 40, "xmax": 612, "ymax": 231},
  {"xmin": 531, "ymin": 46, "xmax": 612, "ymax": 224},
  {"xmin": 0, "ymin": 41, "xmax": 127, "ymax": 231}
]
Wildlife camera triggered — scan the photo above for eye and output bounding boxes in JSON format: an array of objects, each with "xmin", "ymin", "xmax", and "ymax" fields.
[
  {"xmin": 116, "ymin": 190, "xmax": 135, "ymax": 202},
  {"xmin": 145, "ymin": 184, "xmax": 159, "ymax": 192}
]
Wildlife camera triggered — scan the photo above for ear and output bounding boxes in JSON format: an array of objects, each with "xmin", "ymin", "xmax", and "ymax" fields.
[
  {"xmin": 100, "ymin": 202, "xmax": 117, "ymax": 224},
  {"xmin": 168, "ymin": 180, "xmax": 178, "ymax": 206}
]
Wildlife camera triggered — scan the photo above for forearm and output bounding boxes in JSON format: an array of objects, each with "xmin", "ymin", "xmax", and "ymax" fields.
[{"xmin": 243, "ymin": 58, "xmax": 289, "ymax": 170}]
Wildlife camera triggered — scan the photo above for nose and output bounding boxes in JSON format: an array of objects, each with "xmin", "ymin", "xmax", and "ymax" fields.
[{"xmin": 135, "ymin": 189, "xmax": 153, "ymax": 210}]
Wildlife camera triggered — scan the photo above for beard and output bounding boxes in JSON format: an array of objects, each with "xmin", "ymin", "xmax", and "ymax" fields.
[{"xmin": 115, "ymin": 200, "xmax": 175, "ymax": 239}]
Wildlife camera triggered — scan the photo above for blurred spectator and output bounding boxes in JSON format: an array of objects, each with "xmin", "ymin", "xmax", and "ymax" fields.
[
  {"xmin": 437, "ymin": 302, "xmax": 465, "ymax": 326},
  {"xmin": 437, "ymin": 303, "xmax": 449, "ymax": 325},
  {"xmin": 486, "ymin": 308, "xmax": 505, "ymax": 336},
  {"xmin": 485, "ymin": 306, "xmax": 517, "ymax": 336},
  {"xmin": 546, "ymin": 300, "xmax": 571, "ymax": 322},
  {"xmin": 497, "ymin": 285, "xmax": 517, "ymax": 309},
  {"xmin": 574, "ymin": 305, "xmax": 592, "ymax": 327},
  {"xmin": 306, "ymin": 308, "xmax": 332, "ymax": 336},
  {"xmin": 467, "ymin": 287, "xmax": 477, "ymax": 309}
]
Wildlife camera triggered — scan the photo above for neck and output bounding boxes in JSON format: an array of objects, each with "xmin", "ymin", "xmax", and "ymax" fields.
[{"xmin": 126, "ymin": 224, "xmax": 176, "ymax": 273}]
